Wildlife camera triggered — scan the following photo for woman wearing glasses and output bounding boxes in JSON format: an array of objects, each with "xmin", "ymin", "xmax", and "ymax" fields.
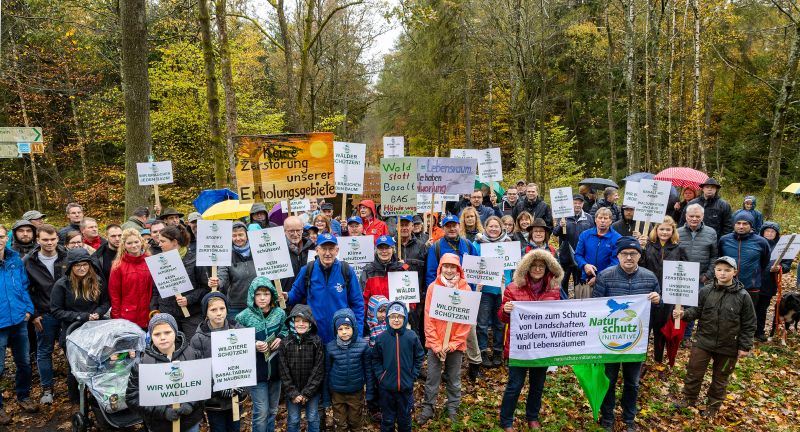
[{"xmin": 64, "ymin": 230, "xmax": 96, "ymax": 255}]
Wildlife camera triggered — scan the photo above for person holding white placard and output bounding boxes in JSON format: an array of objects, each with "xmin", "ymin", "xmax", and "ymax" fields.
[
  {"xmin": 497, "ymin": 249, "xmax": 563, "ymax": 430},
  {"xmin": 359, "ymin": 236, "xmax": 421, "ymax": 329},
  {"xmin": 417, "ymin": 254, "xmax": 473, "ymax": 425},
  {"xmin": 109, "ymin": 229, "xmax": 154, "ymax": 330},
  {"xmin": 210, "ymin": 222, "xmax": 257, "ymax": 318},
  {"xmin": 554, "ymin": 194, "xmax": 595, "ymax": 298},
  {"xmin": 126, "ymin": 313, "xmax": 205, "ymax": 432},
  {"xmin": 755, "ymin": 222, "xmax": 793, "ymax": 342}
]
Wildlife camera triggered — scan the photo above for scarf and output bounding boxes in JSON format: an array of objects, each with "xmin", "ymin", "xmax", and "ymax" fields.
[
  {"xmin": 527, "ymin": 276, "xmax": 546, "ymax": 296},
  {"xmin": 475, "ymin": 230, "xmax": 511, "ymax": 244},
  {"xmin": 233, "ymin": 241, "xmax": 251, "ymax": 258}
]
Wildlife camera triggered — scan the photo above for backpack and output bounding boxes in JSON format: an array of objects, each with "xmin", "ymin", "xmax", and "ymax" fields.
[
  {"xmin": 304, "ymin": 258, "xmax": 353, "ymax": 297},
  {"xmin": 433, "ymin": 238, "xmax": 462, "ymax": 262}
]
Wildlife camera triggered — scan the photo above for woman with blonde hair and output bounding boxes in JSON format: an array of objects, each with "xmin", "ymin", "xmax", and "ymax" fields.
[
  {"xmin": 459, "ymin": 207, "xmax": 484, "ymax": 243},
  {"xmin": 108, "ymin": 228, "xmax": 153, "ymax": 330},
  {"xmin": 313, "ymin": 214, "xmax": 333, "ymax": 235},
  {"xmin": 513, "ymin": 211, "xmax": 533, "ymax": 245}
]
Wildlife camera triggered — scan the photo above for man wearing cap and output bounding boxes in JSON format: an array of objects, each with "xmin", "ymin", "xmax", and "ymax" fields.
[
  {"xmin": 10, "ymin": 220, "xmax": 37, "ymax": 257},
  {"xmin": 285, "ymin": 233, "xmax": 364, "ymax": 344},
  {"xmin": 500, "ymin": 187, "xmax": 520, "ymax": 216},
  {"xmin": 680, "ymin": 178, "xmax": 733, "ymax": 237},
  {"xmin": 611, "ymin": 203, "xmax": 637, "ymax": 237},
  {"xmin": 158, "ymin": 208, "xmax": 184, "ymax": 227},
  {"xmin": 718, "ymin": 211, "xmax": 770, "ymax": 303},
  {"xmin": 281, "ymin": 216, "xmax": 315, "ymax": 291},
  {"xmin": 320, "ymin": 202, "xmax": 342, "ymax": 236},
  {"xmin": 512, "ymin": 183, "xmax": 553, "ymax": 227},
  {"xmin": 575, "ymin": 207, "xmax": 621, "ymax": 287},
  {"xmin": 186, "ymin": 212, "xmax": 200, "ymax": 249},
  {"xmin": 92, "ymin": 224, "xmax": 123, "ymax": 281},
  {"xmin": 593, "ymin": 236, "xmax": 661, "ymax": 432},
  {"xmin": 249, "ymin": 203, "xmax": 277, "ymax": 230},
  {"xmin": 411, "ymin": 215, "xmax": 429, "ymax": 244},
  {"xmin": 22, "ymin": 211, "xmax": 46, "ymax": 229},
  {"xmin": 357, "ymin": 200, "xmax": 388, "ymax": 238},
  {"xmin": 515, "ymin": 180, "xmax": 527, "ymax": 196},
  {"xmin": 57, "ymin": 203, "xmax": 84, "ymax": 245},
  {"xmin": 344, "ymin": 216, "xmax": 364, "ymax": 237},
  {"xmin": 554, "ymin": 194, "xmax": 595, "ymax": 297},
  {"xmin": 360, "ymin": 235, "xmax": 418, "ymax": 312},
  {"xmin": 120, "ymin": 206, "xmax": 149, "ymax": 233}
]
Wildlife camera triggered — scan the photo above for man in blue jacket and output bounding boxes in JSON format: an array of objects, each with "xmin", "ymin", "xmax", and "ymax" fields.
[
  {"xmin": 718, "ymin": 211, "xmax": 770, "ymax": 303},
  {"xmin": 0, "ymin": 225, "xmax": 38, "ymax": 423},
  {"xmin": 575, "ymin": 207, "xmax": 621, "ymax": 287},
  {"xmin": 593, "ymin": 236, "xmax": 661, "ymax": 432},
  {"xmin": 285, "ymin": 233, "xmax": 365, "ymax": 344}
]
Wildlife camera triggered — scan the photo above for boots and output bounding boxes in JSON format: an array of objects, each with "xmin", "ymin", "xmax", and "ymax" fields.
[
  {"xmin": 468, "ymin": 363, "xmax": 481, "ymax": 382},
  {"xmin": 481, "ymin": 350, "xmax": 492, "ymax": 367}
]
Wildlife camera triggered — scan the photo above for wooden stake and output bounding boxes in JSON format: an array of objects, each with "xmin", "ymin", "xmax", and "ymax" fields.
[
  {"xmin": 275, "ymin": 280, "xmax": 287, "ymax": 309},
  {"xmin": 211, "ymin": 266, "xmax": 218, "ymax": 292},
  {"xmin": 562, "ymin": 217, "xmax": 567, "ymax": 235},
  {"xmin": 154, "ymin": 184, "xmax": 161, "ymax": 210},
  {"xmin": 175, "ymin": 290, "xmax": 190, "ymax": 317},
  {"xmin": 397, "ymin": 216, "xmax": 402, "ymax": 261},
  {"xmin": 287, "ymin": 200, "xmax": 293, "ymax": 217},
  {"xmin": 429, "ymin": 192, "xmax": 436, "ymax": 239},
  {"xmin": 342, "ymin": 193, "xmax": 348, "ymax": 223},
  {"xmin": 674, "ymin": 304, "xmax": 683, "ymax": 329},
  {"xmin": 442, "ymin": 321, "xmax": 453, "ymax": 352},
  {"xmin": 232, "ymin": 394, "xmax": 240, "ymax": 421},
  {"xmin": 634, "ymin": 221, "xmax": 641, "ymax": 235},
  {"xmin": 172, "ymin": 402, "xmax": 180, "ymax": 432}
]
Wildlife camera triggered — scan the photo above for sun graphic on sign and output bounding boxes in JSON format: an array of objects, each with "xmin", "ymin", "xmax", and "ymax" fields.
[{"xmin": 309, "ymin": 140, "xmax": 329, "ymax": 158}]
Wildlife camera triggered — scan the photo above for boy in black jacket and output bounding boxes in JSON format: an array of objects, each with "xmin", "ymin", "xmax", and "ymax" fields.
[
  {"xmin": 371, "ymin": 301, "xmax": 425, "ymax": 432},
  {"xmin": 279, "ymin": 304, "xmax": 325, "ymax": 432}
]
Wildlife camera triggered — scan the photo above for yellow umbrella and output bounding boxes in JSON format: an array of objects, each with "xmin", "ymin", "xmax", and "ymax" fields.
[
  {"xmin": 201, "ymin": 199, "xmax": 253, "ymax": 220},
  {"xmin": 782, "ymin": 183, "xmax": 800, "ymax": 194}
]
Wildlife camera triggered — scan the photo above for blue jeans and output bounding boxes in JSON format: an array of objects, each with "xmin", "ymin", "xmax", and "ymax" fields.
[
  {"xmin": 36, "ymin": 314, "xmax": 61, "ymax": 388},
  {"xmin": 207, "ymin": 409, "xmax": 240, "ymax": 432},
  {"xmin": 499, "ymin": 366, "xmax": 547, "ymax": 427},
  {"xmin": 184, "ymin": 424, "xmax": 200, "ymax": 432},
  {"xmin": 0, "ymin": 320, "xmax": 33, "ymax": 407},
  {"xmin": 601, "ymin": 362, "xmax": 643, "ymax": 426},
  {"xmin": 476, "ymin": 292, "xmax": 504, "ymax": 353},
  {"xmin": 286, "ymin": 393, "xmax": 320, "ymax": 432},
  {"xmin": 251, "ymin": 380, "xmax": 281, "ymax": 432}
]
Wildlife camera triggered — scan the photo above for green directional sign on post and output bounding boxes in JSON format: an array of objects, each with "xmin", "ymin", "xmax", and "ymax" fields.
[
  {"xmin": 0, "ymin": 127, "xmax": 43, "ymax": 143},
  {"xmin": 0, "ymin": 143, "xmax": 21, "ymax": 158}
]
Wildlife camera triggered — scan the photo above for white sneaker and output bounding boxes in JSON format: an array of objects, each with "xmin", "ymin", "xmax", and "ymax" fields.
[{"xmin": 40, "ymin": 390, "xmax": 53, "ymax": 404}]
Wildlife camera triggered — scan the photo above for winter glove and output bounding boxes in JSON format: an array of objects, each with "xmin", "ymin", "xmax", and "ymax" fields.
[
  {"xmin": 164, "ymin": 408, "xmax": 180, "ymax": 421},
  {"xmin": 234, "ymin": 387, "xmax": 247, "ymax": 397},
  {"xmin": 217, "ymin": 389, "xmax": 234, "ymax": 398},
  {"xmin": 176, "ymin": 403, "xmax": 193, "ymax": 416}
]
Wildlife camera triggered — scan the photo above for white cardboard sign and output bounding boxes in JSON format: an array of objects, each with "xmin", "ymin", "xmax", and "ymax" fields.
[
  {"xmin": 337, "ymin": 235, "xmax": 375, "ymax": 263},
  {"xmin": 210, "ymin": 327, "xmax": 257, "ymax": 391},
  {"xmin": 383, "ymin": 136, "xmax": 405, "ymax": 158},
  {"xmin": 333, "ymin": 141, "xmax": 366, "ymax": 194},
  {"xmin": 138, "ymin": 359, "xmax": 212, "ymax": 406},
  {"xmin": 633, "ymin": 179, "xmax": 672, "ymax": 223},
  {"xmin": 196, "ymin": 220, "xmax": 232, "ymax": 267},
  {"xmin": 770, "ymin": 234, "xmax": 800, "ymax": 261},
  {"xmin": 662, "ymin": 260, "xmax": 700, "ymax": 307},
  {"xmin": 550, "ymin": 187, "xmax": 574, "ymax": 220},
  {"xmin": 416, "ymin": 194, "xmax": 448, "ymax": 214},
  {"xmin": 249, "ymin": 227, "xmax": 294, "ymax": 280},
  {"xmin": 479, "ymin": 241, "xmax": 522, "ymax": 271},
  {"xmin": 388, "ymin": 271, "xmax": 420, "ymax": 304},
  {"xmin": 478, "ymin": 148, "xmax": 503, "ymax": 182},
  {"xmin": 428, "ymin": 285, "xmax": 482, "ymax": 325},
  {"xmin": 623, "ymin": 182, "xmax": 640, "ymax": 208},
  {"xmin": 416, "ymin": 157, "xmax": 478, "ymax": 195},
  {"xmin": 281, "ymin": 198, "xmax": 311, "ymax": 213},
  {"xmin": 137, "ymin": 161, "xmax": 173, "ymax": 186},
  {"xmin": 462, "ymin": 254, "xmax": 504, "ymax": 287},
  {"xmin": 145, "ymin": 250, "xmax": 194, "ymax": 298}
]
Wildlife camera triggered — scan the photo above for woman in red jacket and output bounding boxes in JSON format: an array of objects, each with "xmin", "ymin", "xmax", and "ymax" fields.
[
  {"xmin": 108, "ymin": 228, "xmax": 153, "ymax": 329},
  {"xmin": 497, "ymin": 248, "xmax": 563, "ymax": 430}
]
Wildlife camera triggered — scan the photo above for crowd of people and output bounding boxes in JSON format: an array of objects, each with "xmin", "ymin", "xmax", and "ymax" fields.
[{"xmin": 0, "ymin": 176, "xmax": 783, "ymax": 431}]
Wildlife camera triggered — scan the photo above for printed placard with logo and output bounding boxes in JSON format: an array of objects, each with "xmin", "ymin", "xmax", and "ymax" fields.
[
  {"xmin": 337, "ymin": 235, "xmax": 375, "ymax": 264},
  {"xmin": 333, "ymin": 141, "xmax": 366, "ymax": 194},
  {"xmin": 462, "ymin": 254, "xmax": 504, "ymax": 286},
  {"xmin": 138, "ymin": 359, "xmax": 212, "ymax": 406},
  {"xmin": 477, "ymin": 148, "xmax": 503, "ymax": 182},
  {"xmin": 388, "ymin": 271, "xmax": 420, "ymax": 304},
  {"xmin": 249, "ymin": 227, "xmax": 294, "ymax": 280},
  {"xmin": 383, "ymin": 136, "xmax": 405, "ymax": 158},
  {"xmin": 550, "ymin": 187, "xmax": 574, "ymax": 220},
  {"xmin": 508, "ymin": 295, "xmax": 651, "ymax": 367},
  {"xmin": 415, "ymin": 194, "xmax": 448, "ymax": 214},
  {"xmin": 661, "ymin": 261, "xmax": 700, "ymax": 307},
  {"xmin": 136, "ymin": 161, "xmax": 174, "ymax": 186},
  {"xmin": 770, "ymin": 234, "xmax": 800, "ymax": 261},
  {"xmin": 479, "ymin": 241, "xmax": 522, "ymax": 271},
  {"xmin": 210, "ymin": 327, "xmax": 257, "ymax": 391},
  {"xmin": 428, "ymin": 285, "xmax": 482, "ymax": 325},
  {"xmin": 145, "ymin": 250, "xmax": 194, "ymax": 298},
  {"xmin": 196, "ymin": 220, "xmax": 233, "ymax": 267},
  {"xmin": 280, "ymin": 198, "xmax": 311, "ymax": 213},
  {"xmin": 633, "ymin": 179, "xmax": 672, "ymax": 223}
]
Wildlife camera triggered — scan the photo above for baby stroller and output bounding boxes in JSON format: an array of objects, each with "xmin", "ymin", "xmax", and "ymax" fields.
[{"xmin": 66, "ymin": 319, "xmax": 146, "ymax": 432}]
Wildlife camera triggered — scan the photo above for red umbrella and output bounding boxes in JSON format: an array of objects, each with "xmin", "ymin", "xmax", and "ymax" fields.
[
  {"xmin": 660, "ymin": 317, "xmax": 687, "ymax": 367},
  {"xmin": 654, "ymin": 167, "xmax": 708, "ymax": 190}
]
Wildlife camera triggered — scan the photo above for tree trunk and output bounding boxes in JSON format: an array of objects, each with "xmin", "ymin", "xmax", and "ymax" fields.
[
  {"xmin": 215, "ymin": 0, "xmax": 239, "ymax": 187},
  {"xmin": 624, "ymin": 0, "xmax": 639, "ymax": 174},
  {"xmin": 275, "ymin": 0, "xmax": 298, "ymax": 132},
  {"xmin": 666, "ymin": 0, "xmax": 676, "ymax": 166},
  {"xmin": 606, "ymin": 6, "xmax": 617, "ymax": 179},
  {"xmin": 764, "ymin": 22, "xmax": 800, "ymax": 219},
  {"xmin": 119, "ymin": 0, "xmax": 153, "ymax": 216},
  {"xmin": 69, "ymin": 98, "xmax": 89, "ymax": 191},
  {"xmin": 692, "ymin": 0, "xmax": 705, "ymax": 171},
  {"xmin": 199, "ymin": 0, "xmax": 228, "ymax": 187}
]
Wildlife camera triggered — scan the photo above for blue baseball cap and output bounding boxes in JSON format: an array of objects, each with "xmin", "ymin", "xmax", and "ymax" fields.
[
  {"xmin": 398, "ymin": 215, "xmax": 414, "ymax": 222},
  {"xmin": 316, "ymin": 233, "xmax": 338, "ymax": 246},
  {"xmin": 347, "ymin": 216, "xmax": 363, "ymax": 225},
  {"xmin": 304, "ymin": 224, "xmax": 319, "ymax": 232},
  {"xmin": 376, "ymin": 235, "xmax": 396, "ymax": 247},
  {"xmin": 441, "ymin": 215, "xmax": 459, "ymax": 227}
]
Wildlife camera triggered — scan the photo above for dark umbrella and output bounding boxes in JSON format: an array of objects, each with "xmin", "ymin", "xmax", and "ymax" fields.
[
  {"xmin": 193, "ymin": 188, "xmax": 239, "ymax": 214},
  {"xmin": 579, "ymin": 178, "xmax": 619, "ymax": 191},
  {"xmin": 660, "ymin": 317, "xmax": 687, "ymax": 367},
  {"xmin": 622, "ymin": 172, "xmax": 654, "ymax": 183}
]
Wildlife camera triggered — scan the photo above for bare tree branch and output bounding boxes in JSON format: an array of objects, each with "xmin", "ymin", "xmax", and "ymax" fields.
[{"xmin": 227, "ymin": 12, "xmax": 285, "ymax": 51}]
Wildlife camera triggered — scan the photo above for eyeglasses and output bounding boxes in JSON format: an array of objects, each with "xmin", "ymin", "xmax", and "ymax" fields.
[
  {"xmin": 619, "ymin": 252, "xmax": 640, "ymax": 258},
  {"xmin": 285, "ymin": 229, "xmax": 303, "ymax": 233},
  {"xmin": 68, "ymin": 240, "xmax": 83, "ymax": 246},
  {"xmin": 73, "ymin": 263, "xmax": 91, "ymax": 269}
]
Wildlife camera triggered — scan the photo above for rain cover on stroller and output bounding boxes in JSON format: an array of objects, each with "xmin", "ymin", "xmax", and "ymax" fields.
[{"xmin": 66, "ymin": 320, "xmax": 146, "ymax": 413}]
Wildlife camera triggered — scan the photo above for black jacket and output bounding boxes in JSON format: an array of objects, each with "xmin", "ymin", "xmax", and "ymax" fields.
[
  {"xmin": 189, "ymin": 319, "xmax": 245, "ymax": 411},
  {"xmin": 50, "ymin": 277, "xmax": 109, "ymax": 346},
  {"xmin": 553, "ymin": 211, "xmax": 595, "ymax": 268},
  {"xmin": 92, "ymin": 242, "xmax": 118, "ymax": 281},
  {"xmin": 680, "ymin": 193, "xmax": 733, "ymax": 237},
  {"xmin": 639, "ymin": 240, "xmax": 689, "ymax": 284},
  {"xmin": 611, "ymin": 218, "xmax": 636, "ymax": 237},
  {"xmin": 23, "ymin": 245, "xmax": 70, "ymax": 318},
  {"xmin": 399, "ymin": 236, "xmax": 427, "ymax": 293},
  {"xmin": 150, "ymin": 250, "xmax": 210, "ymax": 319},
  {"xmin": 278, "ymin": 305, "xmax": 325, "ymax": 400},
  {"xmin": 682, "ymin": 280, "xmax": 756, "ymax": 357},
  {"xmin": 589, "ymin": 198, "xmax": 622, "ymax": 223},
  {"xmin": 280, "ymin": 238, "xmax": 315, "ymax": 292},
  {"xmin": 512, "ymin": 196, "xmax": 553, "ymax": 227},
  {"xmin": 125, "ymin": 334, "xmax": 205, "ymax": 432}
]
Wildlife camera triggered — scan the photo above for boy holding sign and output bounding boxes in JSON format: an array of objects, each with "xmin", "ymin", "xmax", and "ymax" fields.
[
  {"xmin": 126, "ymin": 314, "xmax": 205, "ymax": 432},
  {"xmin": 417, "ymin": 254, "xmax": 475, "ymax": 425}
]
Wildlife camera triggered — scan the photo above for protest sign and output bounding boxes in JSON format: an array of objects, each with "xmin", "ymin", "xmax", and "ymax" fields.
[
  {"xmin": 138, "ymin": 359, "xmax": 212, "ymax": 406},
  {"xmin": 249, "ymin": 227, "xmax": 294, "ymax": 280},
  {"xmin": 196, "ymin": 220, "xmax": 232, "ymax": 267},
  {"xmin": 383, "ymin": 136, "xmax": 404, "ymax": 158},
  {"xmin": 450, "ymin": 148, "xmax": 480, "ymax": 160},
  {"xmin": 211, "ymin": 328, "xmax": 257, "ymax": 391},
  {"xmin": 145, "ymin": 250, "xmax": 193, "ymax": 300},
  {"xmin": 380, "ymin": 157, "xmax": 417, "ymax": 216},
  {"xmin": 633, "ymin": 179, "xmax": 672, "ymax": 223},
  {"xmin": 770, "ymin": 234, "xmax": 800, "ymax": 261},
  {"xmin": 280, "ymin": 198, "xmax": 311, "ymax": 213},
  {"xmin": 462, "ymin": 254, "xmax": 504, "ymax": 287},
  {"xmin": 429, "ymin": 285, "xmax": 481, "ymax": 324},
  {"xmin": 333, "ymin": 141, "xmax": 366, "ymax": 194},
  {"xmin": 662, "ymin": 261, "xmax": 700, "ymax": 307},
  {"xmin": 479, "ymin": 241, "xmax": 522, "ymax": 271},
  {"xmin": 338, "ymin": 235, "xmax": 375, "ymax": 264},
  {"xmin": 623, "ymin": 181, "xmax": 640, "ymax": 208},
  {"xmin": 234, "ymin": 132, "xmax": 335, "ymax": 203},
  {"xmin": 307, "ymin": 250, "xmax": 317, "ymax": 263},
  {"xmin": 388, "ymin": 271, "xmax": 420, "ymax": 304},
  {"xmin": 477, "ymin": 148, "xmax": 503, "ymax": 182},
  {"xmin": 550, "ymin": 187, "xmax": 573, "ymax": 220},
  {"xmin": 416, "ymin": 157, "xmax": 478, "ymax": 195},
  {"xmin": 416, "ymin": 194, "xmax": 448, "ymax": 214},
  {"xmin": 136, "ymin": 161, "xmax": 173, "ymax": 186},
  {"xmin": 508, "ymin": 294, "xmax": 651, "ymax": 367}
]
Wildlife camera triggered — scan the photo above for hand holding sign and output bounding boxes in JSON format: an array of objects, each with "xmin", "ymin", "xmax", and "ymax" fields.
[
  {"xmin": 388, "ymin": 272, "xmax": 420, "ymax": 304},
  {"xmin": 145, "ymin": 250, "xmax": 193, "ymax": 317},
  {"xmin": 462, "ymin": 255, "xmax": 504, "ymax": 287},
  {"xmin": 429, "ymin": 285, "xmax": 482, "ymax": 353},
  {"xmin": 662, "ymin": 261, "xmax": 700, "ymax": 329}
]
